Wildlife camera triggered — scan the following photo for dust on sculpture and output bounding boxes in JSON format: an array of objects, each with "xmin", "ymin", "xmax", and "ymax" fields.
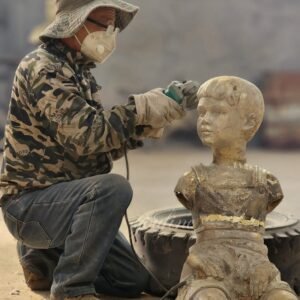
[{"xmin": 175, "ymin": 76, "xmax": 297, "ymax": 300}]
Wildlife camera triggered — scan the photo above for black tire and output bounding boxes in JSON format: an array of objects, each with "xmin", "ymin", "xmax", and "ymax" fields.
[{"xmin": 130, "ymin": 207, "xmax": 300, "ymax": 295}]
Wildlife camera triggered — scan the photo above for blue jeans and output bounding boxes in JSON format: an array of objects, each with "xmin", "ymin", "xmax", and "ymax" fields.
[{"xmin": 2, "ymin": 174, "xmax": 150, "ymax": 298}]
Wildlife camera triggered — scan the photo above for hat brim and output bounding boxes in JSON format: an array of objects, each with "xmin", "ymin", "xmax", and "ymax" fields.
[
  {"xmin": 30, "ymin": 23, "xmax": 50, "ymax": 44},
  {"xmin": 39, "ymin": 0, "xmax": 139, "ymax": 41}
]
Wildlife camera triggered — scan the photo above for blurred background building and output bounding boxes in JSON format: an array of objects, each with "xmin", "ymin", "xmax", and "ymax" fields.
[
  {"xmin": 1, "ymin": 0, "xmax": 300, "ymax": 147},
  {"xmin": 0, "ymin": 0, "xmax": 44, "ymax": 136}
]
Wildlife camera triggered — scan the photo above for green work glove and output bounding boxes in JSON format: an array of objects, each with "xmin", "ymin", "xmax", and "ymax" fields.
[{"xmin": 164, "ymin": 80, "xmax": 200, "ymax": 110}]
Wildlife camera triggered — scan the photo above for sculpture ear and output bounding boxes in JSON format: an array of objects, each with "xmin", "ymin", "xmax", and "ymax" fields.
[{"xmin": 243, "ymin": 113, "xmax": 257, "ymax": 133}]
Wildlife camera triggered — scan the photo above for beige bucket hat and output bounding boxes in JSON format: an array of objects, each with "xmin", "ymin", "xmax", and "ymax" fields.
[{"xmin": 39, "ymin": 0, "xmax": 139, "ymax": 41}]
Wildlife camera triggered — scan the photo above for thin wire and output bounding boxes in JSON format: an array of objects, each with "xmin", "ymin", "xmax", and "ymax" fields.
[
  {"xmin": 124, "ymin": 144, "xmax": 130, "ymax": 181},
  {"xmin": 123, "ymin": 144, "xmax": 191, "ymax": 299},
  {"xmin": 160, "ymin": 275, "xmax": 192, "ymax": 300}
]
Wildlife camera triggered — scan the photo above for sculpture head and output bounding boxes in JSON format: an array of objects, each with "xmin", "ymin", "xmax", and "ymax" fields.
[{"xmin": 196, "ymin": 76, "xmax": 264, "ymax": 150}]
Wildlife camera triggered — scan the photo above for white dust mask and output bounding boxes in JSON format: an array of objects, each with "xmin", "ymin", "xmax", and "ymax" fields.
[{"xmin": 75, "ymin": 25, "xmax": 119, "ymax": 63}]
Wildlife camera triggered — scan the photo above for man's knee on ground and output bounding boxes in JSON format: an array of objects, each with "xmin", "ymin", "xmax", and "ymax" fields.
[
  {"xmin": 123, "ymin": 263, "xmax": 150, "ymax": 298},
  {"xmin": 124, "ymin": 268, "xmax": 150, "ymax": 298},
  {"xmin": 116, "ymin": 263, "xmax": 150, "ymax": 298},
  {"xmin": 95, "ymin": 267, "xmax": 149, "ymax": 298}
]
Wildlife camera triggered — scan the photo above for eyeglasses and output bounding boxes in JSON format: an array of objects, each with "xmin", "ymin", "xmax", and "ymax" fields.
[{"xmin": 86, "ymin": 18, "xmax": 113, "ymax": 29}]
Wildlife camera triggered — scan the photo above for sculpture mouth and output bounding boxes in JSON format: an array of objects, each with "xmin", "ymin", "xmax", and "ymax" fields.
[
  {"xmin": 200, "ymin": 128, "xmax": 212, "ymax": 133},
  {"xmin": 200, "ymin": 130, "xmax": 213, "ymax": 137},
  {"xmin": 199, "ymin": 127, "xmax": 212, "ymax": 134}
]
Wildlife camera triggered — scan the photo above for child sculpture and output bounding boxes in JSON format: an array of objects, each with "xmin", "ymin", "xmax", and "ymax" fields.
[{"xmin": 175, "ymin": 76, "xmax": 297, "ymax": 300}]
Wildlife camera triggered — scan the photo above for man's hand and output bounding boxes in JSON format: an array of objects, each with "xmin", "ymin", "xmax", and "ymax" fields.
[
  {"xmin": 130, "ymin": 88, "xmax": 185, "ymax": 128},
  {"xmin": 164, "ymin": 80, "xmax": 200, "ymax": 110}
]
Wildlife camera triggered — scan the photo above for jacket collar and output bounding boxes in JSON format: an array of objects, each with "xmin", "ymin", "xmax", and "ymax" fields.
[{"xmin": 42, "ymin": 39, "xmax": 96, "ymax": 70}]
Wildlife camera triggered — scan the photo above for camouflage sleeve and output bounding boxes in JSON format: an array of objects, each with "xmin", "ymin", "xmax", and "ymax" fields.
[
  {"xmin": 174, "ymin": 170, "xmax": 197, "ymax": 210},
  {"xmin": 29, "ymin": 66, "xmax": 139, "ymax": 156},
  {"xmin": 110, "ymin": 138, "xmax": 144, "ymax": 161},
  {"xmin": 266, "ymin": 172, "xmax": 284, "ymax": 213}
]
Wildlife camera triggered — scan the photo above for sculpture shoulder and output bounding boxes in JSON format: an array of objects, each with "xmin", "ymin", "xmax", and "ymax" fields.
[
  {"xmin": 174, "ymin": 165, "xmax": 205, "ymax": 210},
  {"xmin": 265, "ymin": 172, "xmax": 282, "ymax": 193},
  {"xmin": 265, "ymin": 171, "xmax": 283, "ymax": 212},
  {"xmin": 246, "ymin": 165, "xmax": 283, "ymax": 196},
  {"xmin": 246, "ymin": 164, "xmax": 283, "ymax": 212}
]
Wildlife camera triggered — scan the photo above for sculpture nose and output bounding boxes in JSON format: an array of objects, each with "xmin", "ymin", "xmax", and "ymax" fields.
[{"xmin": 200, "ymin": 115, "xmax": 210, "ymax": 125}]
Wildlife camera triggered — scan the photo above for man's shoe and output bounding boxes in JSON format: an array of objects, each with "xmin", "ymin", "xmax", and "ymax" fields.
[{"xmin": 21, "ymin": 263, "xmax": 51, "ymax": 290}]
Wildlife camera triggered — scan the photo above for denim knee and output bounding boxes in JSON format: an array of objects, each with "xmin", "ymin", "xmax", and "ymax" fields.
[{"xmin": 93, "ymin": 174, "xmax": 133, "ymax": 210}]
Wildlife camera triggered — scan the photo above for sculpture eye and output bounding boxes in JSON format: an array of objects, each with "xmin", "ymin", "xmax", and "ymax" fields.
[
  {"xmin": 198, "ymin": 108, "xmax": 206, "ymax": 117},
  {"xmin": 212, "ymin": 107, "xmax": 227, "ymax": 116}
]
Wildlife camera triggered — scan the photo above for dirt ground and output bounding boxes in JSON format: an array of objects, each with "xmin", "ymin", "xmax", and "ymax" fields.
[{"xmin": 0, "ymin": 146, "xmax": 299, "ymax": 300}]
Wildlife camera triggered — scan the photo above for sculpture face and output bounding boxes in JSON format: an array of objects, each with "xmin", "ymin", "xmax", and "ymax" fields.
[{"xmin": 197, "ymin": 96, "xmax": 244, "ymax": 148}]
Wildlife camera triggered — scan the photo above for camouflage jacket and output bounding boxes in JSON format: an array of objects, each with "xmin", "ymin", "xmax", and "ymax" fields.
[{"xmin": 0, "ymin": 40, "xmax": 144, "ymax": 200}]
